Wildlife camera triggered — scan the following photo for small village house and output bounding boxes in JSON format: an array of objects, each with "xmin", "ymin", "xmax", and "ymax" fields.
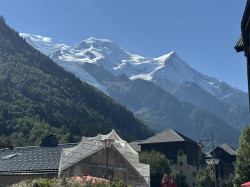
[
  {"xmin": 206, "ymin": 144, "xmax": 236, "ymax": 185},
  {"xmin": 138, "ymin": 128, "xmax": 203, "ymax": 187}
]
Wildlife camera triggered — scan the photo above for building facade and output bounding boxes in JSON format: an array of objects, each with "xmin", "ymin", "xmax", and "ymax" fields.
[
  {"xmin": 139, "ymin": 128, "xmax": 202, "ymax": 187},
  {"xmin": 59, "ymin": 129, "xmax": 150, "ymax": 187},
  {"xmin": 235, "ymin": 0, "xmax": 250, "ymax": 106}
]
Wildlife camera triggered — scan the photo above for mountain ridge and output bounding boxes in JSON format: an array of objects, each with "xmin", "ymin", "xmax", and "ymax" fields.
[
  {"xmin": 82, "ymin": 62, "xmax": 240, "ymax": 147},
  {"xmin": 20, "ymin": 33, "xmax": 248, "ymax": 107},
  {"xmin": 0, "ymin": 16, "xmax": 153, "ymax": 146},
  {"xmin": 20, "ymin": 33, "xmax": 250, "ymax": 145}
]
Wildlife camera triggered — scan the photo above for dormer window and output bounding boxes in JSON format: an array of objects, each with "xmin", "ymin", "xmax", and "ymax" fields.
[{"xmin": 178, "ymin": 150, "xmax": 183, "ymax": 156}]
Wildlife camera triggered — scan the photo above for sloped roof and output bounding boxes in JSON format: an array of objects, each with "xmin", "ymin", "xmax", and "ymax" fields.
[
  {"xmin": 58, "ymin": 129, "xmax": 150, "ymax": 185},
  {"xmin": 235, "ymin": 35, "xmax": 244, "ymax": 52},
  {"xmin": 217, "ymin": 144, "xmax": 236, "ymax": 156},
  {"xmin": 204, "ymin": 151, "xmax": 213, "ymax": 158},
  {"xmin": 0, "ymin": 143, "xmax": 77, "ymax": 175},
  {"xmin": 206, "ymin": 158, "xmax": 232, "ymax": 166},
  {"xmin": 129, "ymin": 141, "xmax": 142, "ymax": 152},
  {"xmin": 139, "ymin": 128, "xmax": 197, "ymax": 145}
]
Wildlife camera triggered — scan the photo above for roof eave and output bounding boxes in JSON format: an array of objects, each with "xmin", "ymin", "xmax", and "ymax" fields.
[{"xmin": 0, "ymin": 171, "xmax": 58, "ymax": 176}]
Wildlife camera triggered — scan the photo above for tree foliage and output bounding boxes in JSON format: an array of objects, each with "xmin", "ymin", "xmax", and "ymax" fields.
[
  {"xmin": 12, "ymin": 177, "xmax": 125, "ymax": 187},
  {"xmin": 170, "ymin": 170, "xmax": 189, "ymax": 187},
  {"xmin": 195, "ymin": 167, "xmax": 214, "ymax": 187},
  {"xmin": 234, "ymin": 125, "xmax": 250, "ymax": 187},
  {"xmin": 222, "ymin": 179, "xmax": 234, "ymax": 187},
  {"xmin": 0, "ymin": 16, "xmax": 154, "ymax": 147},
  {"xmin": 139, "ymin": 150, "xmax": 172, "ymax": 187}
]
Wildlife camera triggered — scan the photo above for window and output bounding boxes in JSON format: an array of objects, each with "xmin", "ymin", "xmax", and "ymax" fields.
[
  {"xmin": 169, "ymin": 152, "xmax": 173, "ymax": 158},
  {"xmin": 192, "ymin": 172, "xmax": 196, "ymax": 177},
  {"xmin": 179, "ymin": 161, "xmax": 183, "ymax": 166},
  {"xmin": 193, "ymin": 161, "xmax": 196, "ymax": 167},
  {"xmin": 178, "ymin": 150, "xmax": 183, "ymax": 156},
  {"xmin": 169, "ymin": 159, "xmax": 174, "ymax": 165}
]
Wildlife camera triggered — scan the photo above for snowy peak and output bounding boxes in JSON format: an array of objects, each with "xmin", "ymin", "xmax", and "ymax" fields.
[
  {"xmin": 21, "ymin": 33, "xmax": 248, "ymax": 107},
  {"xmin": 20, "ymin": 33, "xmax": 54, "ymax": 54},
  {"xmin": 20, "ymin": 33, "xmax": 52, "ymax": 44},
  {"xmin": 74, "ymin": 37, "xmax": 116, "ymax": 50},
  {"xmin": 154, "ymin": 51, "xmax": 176, "ymax": 61}
]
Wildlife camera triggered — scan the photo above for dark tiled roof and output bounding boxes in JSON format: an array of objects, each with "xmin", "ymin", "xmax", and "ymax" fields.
[
  {"xmin": 218, "ymin": 144, "xmax": 236, "ymax": 156},
  {"xmin": 139, "ymin": 128, "xmax": 197, "ymax": 145},
  {"xmin": 206, "ymin": 158, "xmax": 231, "ymax": 166},
  {"xmin": 204, "ymin": 152, "xmax": 213, "ymax": 158},
  {"xmin": 235, "ymin": 35, "xmax": 244, "ymax": 52},
  {"xmin": 129, "ymin": 141, "xmax": 142, "ymax": 152},
  {"xmin": 0, "ymin": 143, "xmax": 77, "ymax": 175}
]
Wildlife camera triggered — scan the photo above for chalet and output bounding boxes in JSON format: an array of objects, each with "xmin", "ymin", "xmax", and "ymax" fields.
[
  {"xmin": 206, "ymin": 144, "xmax": 236, "ymax": 183},
  {"xmin": 138, "ymin": 128, "xmax": 202, "ymax": 187},
  {"xmin": 235, "ymin": 0, "xmax": 250, "ymax": 106},
  {"xmin": 212, "ymin": 144, "xmax": 236, "ymax": 164},
  {"xmin": 58, "ymin": 129, "xmax": 150, "ymax": 187}
]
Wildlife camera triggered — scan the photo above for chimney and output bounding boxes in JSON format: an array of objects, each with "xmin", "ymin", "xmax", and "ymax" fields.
[{"xmin": 40, "ymin": 134, "xmax": 58, "ymax": 147}]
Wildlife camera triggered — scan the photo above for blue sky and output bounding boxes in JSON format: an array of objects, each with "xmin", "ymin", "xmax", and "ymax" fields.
[{"xmin": 0, "ymin": 0, "xmax": 248, "ymax": 91}]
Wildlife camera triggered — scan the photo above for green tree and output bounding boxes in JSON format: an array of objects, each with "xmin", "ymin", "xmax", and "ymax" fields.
[
  {"xmin": 195, "ymin": 167, "xmax": 214, "ymax": 187},
  {"xmin": 0, "ymin": 16, "xmax": 154, "ymax": 147},
  {"xmin": 234, "ymin": 125, "xmax": 250, "ymax": 187},
  {"xmin": 139, "ymin": 150, "xmax": 171, "ymax": 187},
  {"xmin": 170, "ymin": 170, "xmax": 189, "ymax": 187},
  {"xmin": 222, "ymin": 179, "xmax": 234, "ymax": 187}
]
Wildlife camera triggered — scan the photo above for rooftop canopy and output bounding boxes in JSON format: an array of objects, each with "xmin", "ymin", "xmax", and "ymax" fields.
[{"xmin": 58, "ymin": 129, "xmax": 150, "ymax": 186}]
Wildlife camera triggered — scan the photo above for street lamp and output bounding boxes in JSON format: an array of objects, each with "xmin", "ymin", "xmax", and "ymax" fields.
[{"xmin": 101, "ymin": 138, "xmax": 114, "ymax": 179}]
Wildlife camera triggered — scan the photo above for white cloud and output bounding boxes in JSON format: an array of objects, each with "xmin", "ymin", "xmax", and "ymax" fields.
[{"xmin": 20, "ymin": 33, "xmax": 52, "ymax": 43}]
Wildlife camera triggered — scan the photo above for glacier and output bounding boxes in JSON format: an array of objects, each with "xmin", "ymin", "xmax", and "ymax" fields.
[{"xmin": 20, "ymin": 33, "xmax": 248, "ymax": 107}]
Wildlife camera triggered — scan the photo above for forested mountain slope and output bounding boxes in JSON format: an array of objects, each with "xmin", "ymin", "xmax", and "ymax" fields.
[
  {"xmin": 83, "ymin": 63, "xmax": 241, "ymax": 148},
  {"xmin": 0, "ymin": 16, "xmax": 153, "ymax": 147},
  {"xmin": 21, "ymin": 33, "xmax": 250, "ymax": 133}
]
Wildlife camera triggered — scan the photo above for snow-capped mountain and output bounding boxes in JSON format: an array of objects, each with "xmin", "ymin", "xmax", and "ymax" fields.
[
  {"xmin": 20, "ymin": 33, "xmax": 109, "ymax": 94},
  {"xmin": 20, "ymin": 33, "xmax": 248, "ymax": 107}
]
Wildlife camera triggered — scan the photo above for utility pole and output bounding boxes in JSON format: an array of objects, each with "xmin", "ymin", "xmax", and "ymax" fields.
[
  {"xmin": 199, "ymin": 130, "xmax": 217, "ymax": 187},
  {"xmin": 212, "ymin": 130, "xmax": 217, "ymax": 187}
]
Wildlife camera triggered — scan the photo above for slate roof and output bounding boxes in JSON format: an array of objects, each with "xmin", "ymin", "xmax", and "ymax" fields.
[
  {"xmin": 139, "ymin": 128, "xmax": 197, "ymax": 145},
  {"xmin": 129, "ymin": 141, "xmax": 142, "ymax": 152},
  {"xmin": 235, "ymin": 35, "xmax": 244, "ymax": 52},
  {"xmin": 204, "ymin": 152, "xmax": 213, "ymax": 159},
  {"xmin": 206, "ymin": 158, "xmax": 232, "ymax": 166},
  {"xmin": 217, "ymin": 144, "xmax": 236, "ymax": 156},
  {"xmin": 0, "ymin": 143, "xmax": 77, "ymax": 175}
]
